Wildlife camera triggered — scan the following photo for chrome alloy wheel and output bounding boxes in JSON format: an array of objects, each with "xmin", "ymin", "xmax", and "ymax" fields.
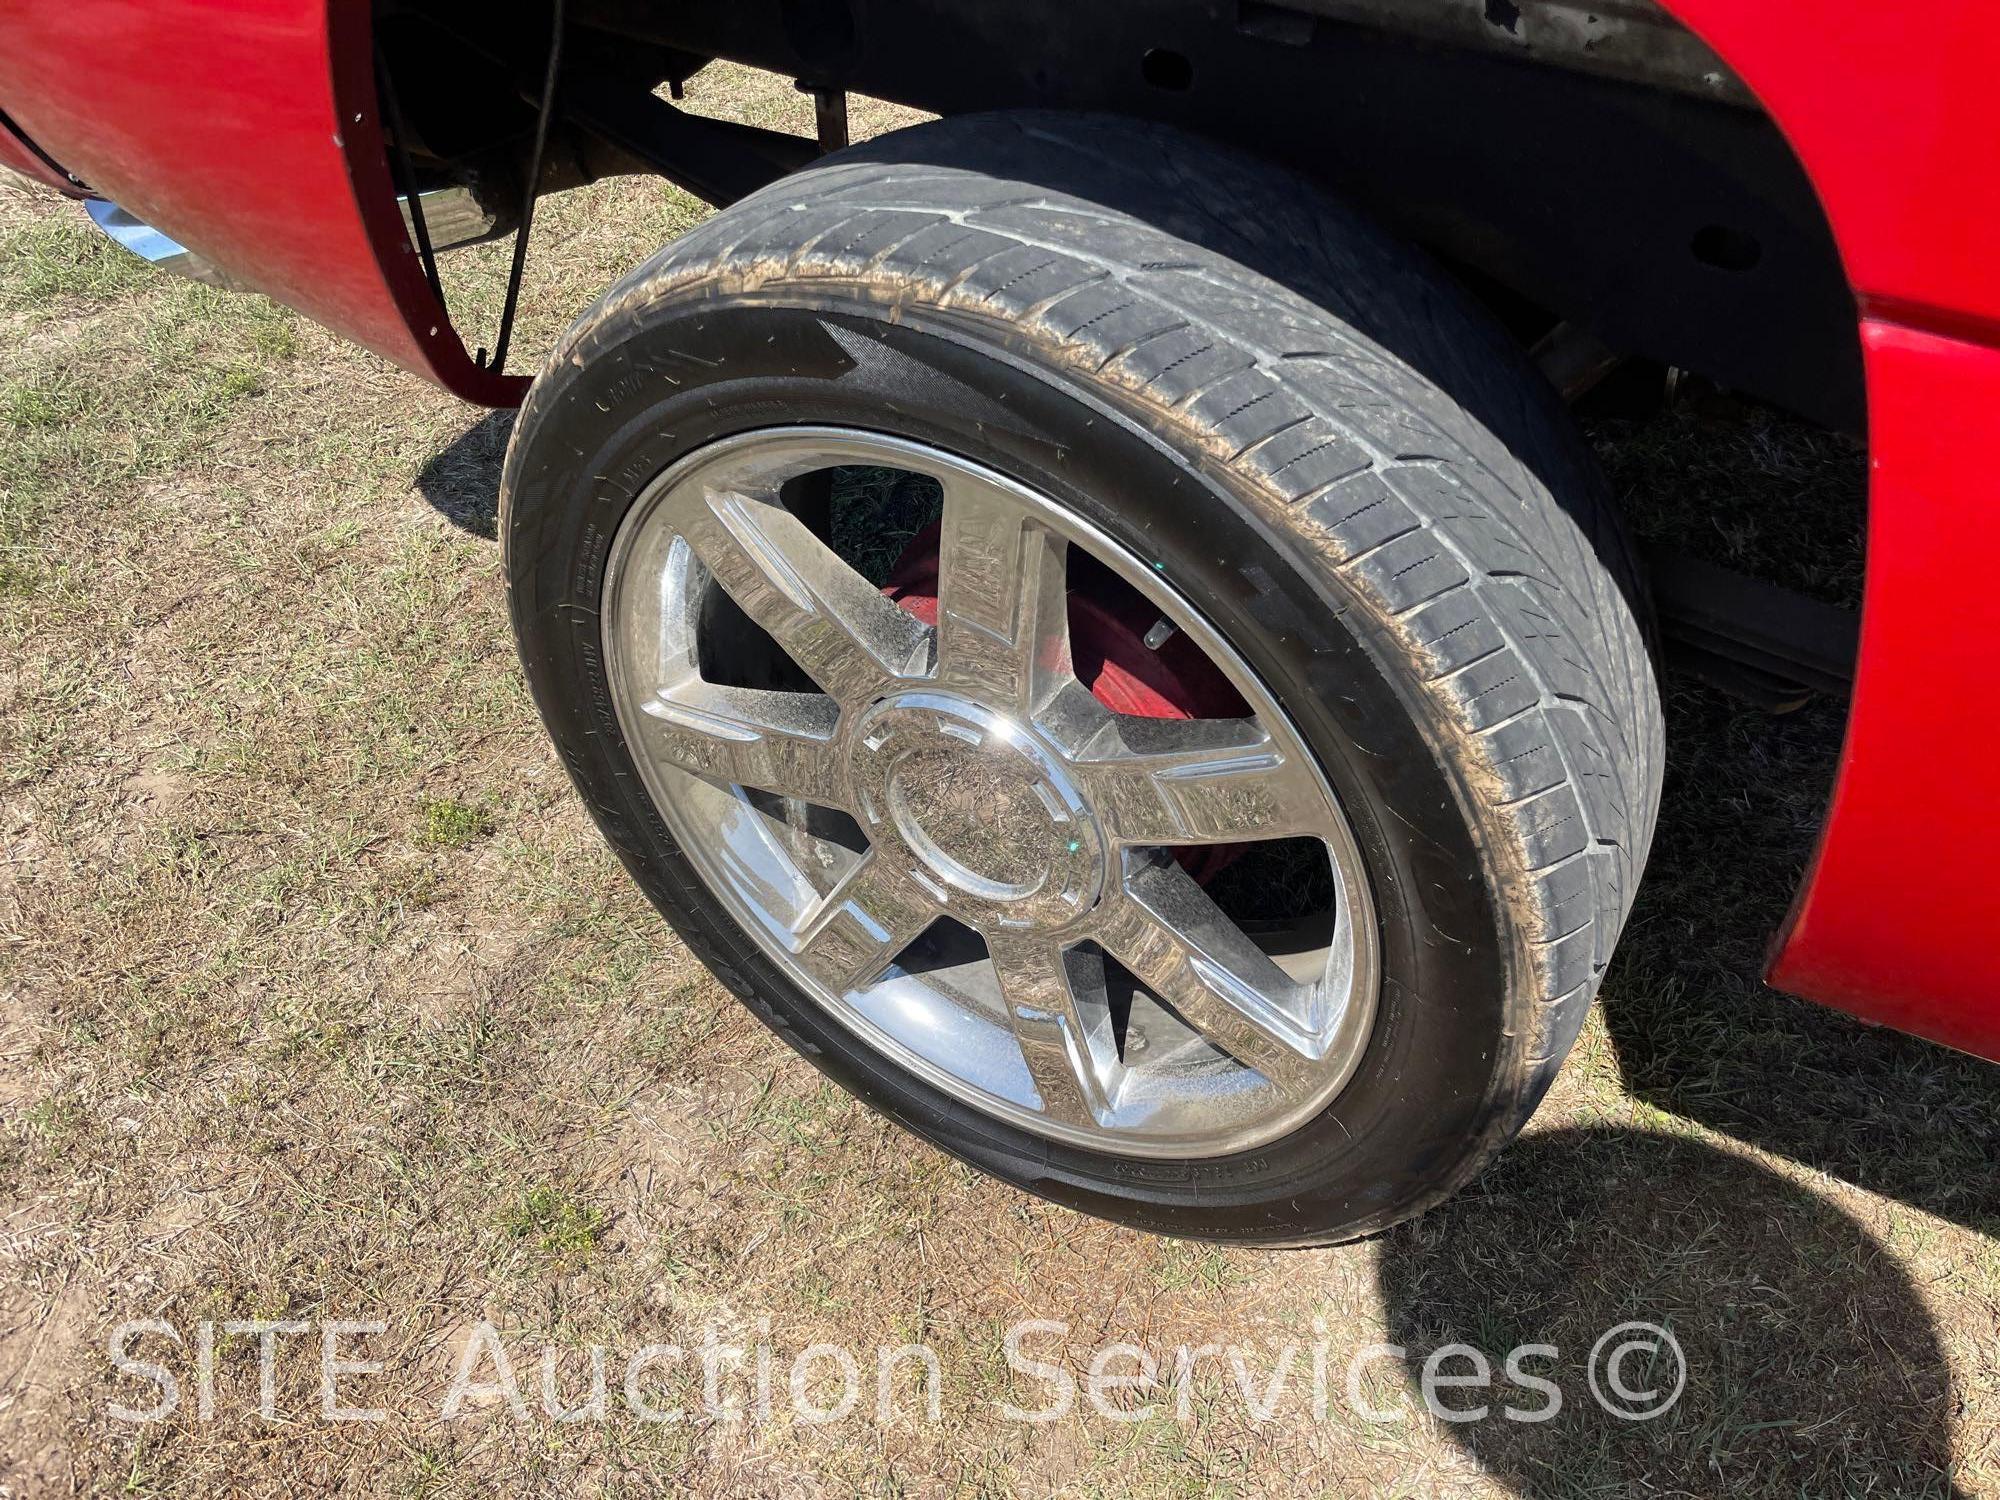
[{"xmin": 602, "ymin": 428, "xmax": 1379, "ymax": 1157}]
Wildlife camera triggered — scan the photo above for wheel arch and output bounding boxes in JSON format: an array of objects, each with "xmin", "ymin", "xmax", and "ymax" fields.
[
  {"xmin": 0, "ymin": 0, "xmax": 522, "ymax": 404},
  {"xmin": 1654, "ymin": 0, "xmax": 2000, "ymax": 1059}
]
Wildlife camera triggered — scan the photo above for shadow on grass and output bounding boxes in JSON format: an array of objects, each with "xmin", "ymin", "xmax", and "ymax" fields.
[
  {"xmin": 1382, "ymin": 1127, "xmax": 1962, "ymax": 1498},
  {"xmin": 1586, "ymin": 398, "xmax": 1998, "ymax": 1238},
  {"xmin": 415, "ymin": 408, "xmax": 515, "ymax": 539},
  {"xmin": 1600, "ymin": 676, "xmax": 2000, "ymax": 1240}
]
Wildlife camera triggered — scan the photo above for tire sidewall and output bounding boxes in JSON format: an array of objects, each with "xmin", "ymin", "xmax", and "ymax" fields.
[{"xmin": 504, "ymin": 288, "xmax": 1523, "ymax": 1242}]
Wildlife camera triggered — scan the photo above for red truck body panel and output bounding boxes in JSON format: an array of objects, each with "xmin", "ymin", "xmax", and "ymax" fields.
[
  {"xmin": 1664, "ymin": 2, "xmax": 2000, "ymax": 338},
  {"xmin": 0, "ymin": 0, "xmax": 1995, "ymax": 1057},
  {"xmin": 0, "ymin": 109, "xmax": 77, "ymax": 193},
  {"xmin": 1661, "ymin": 2, "xmax": 2000, "ymax": 1058},
  {"xmin": 1762, "ymin": 319, "xmax": 2000, "ymax": 1059},
  {"xmin": 0, "ymin": 0, "xmax": 522, "ymax": 403}
]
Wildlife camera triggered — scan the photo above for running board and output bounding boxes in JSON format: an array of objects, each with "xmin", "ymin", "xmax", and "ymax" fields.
[
  {"xmin": 83, "ymin": 197, "xmax": 240, "ymax": 288},
  {"xmin": 1649, "ymin": 549, "xmax": 1859, "ymax": 712},
  {"xmin": 86, "ymin": 189, "xmax": 499, "ymax": 293}
]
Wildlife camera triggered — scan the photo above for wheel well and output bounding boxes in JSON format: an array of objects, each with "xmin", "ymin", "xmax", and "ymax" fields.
[{"xmin": 375, "ymin": 0, "xmax": 1863, "ymax": 431}]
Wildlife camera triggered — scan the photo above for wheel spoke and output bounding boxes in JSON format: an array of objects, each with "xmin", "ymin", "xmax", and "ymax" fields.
[
  {"xmin": 1094, "ymin": 859, "xmax": 1319, "ymax": 1091},
  {"xmin": 681, "ymin": 485, "xmax": 932, "ymax": 704},
  {"xmin": 933, "ymin": 474, "xmax": 1072, "ymax": 712},
  {"xmin": 633, "ymin": 682, "xmax": 848, "ymax": 807},
  {"xmin": 986, "ymin": 932, "xmax": 1115, "ymax": 1126},
  {"xmin": 790, "ymin": 852, "xmax": 939, "ymax": 994},
  {"xmin": 604, "ymin": 429, "xmax": 1385, "ymax": 1155},
  {"xmin": 1079, "ymin": 716, "xmax": 1330, "ymax": 845}
]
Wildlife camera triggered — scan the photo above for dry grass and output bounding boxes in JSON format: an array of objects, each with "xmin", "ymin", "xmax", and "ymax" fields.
[{"xmin": 2, "ymin": 64, "xmax": 1997, "ymax": 1500}]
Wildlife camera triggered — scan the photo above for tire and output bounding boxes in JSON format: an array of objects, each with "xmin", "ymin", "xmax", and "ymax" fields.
[{"xmin": 500, "ymin": 112, "xmax": 1663, "ymax": 1244}]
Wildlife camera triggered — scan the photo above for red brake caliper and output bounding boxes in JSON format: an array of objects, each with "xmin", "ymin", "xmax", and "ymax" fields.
[{"xmin": 882, "ymin": 523, "xmax": 1248, "ymax": 881}]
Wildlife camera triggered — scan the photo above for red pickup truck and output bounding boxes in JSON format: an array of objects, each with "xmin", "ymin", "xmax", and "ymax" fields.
[{"xmin": 3, "ymin": 0, "xmax": 1994, "ymax": 1243}]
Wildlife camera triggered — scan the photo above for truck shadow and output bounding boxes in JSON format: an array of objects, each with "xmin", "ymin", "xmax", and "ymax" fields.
[
  {"xmin": 1379, "ymin": 1126, "xmax": 1964, "ymax": 1498},
  {"xmin": 414, "ymin": 408, "xmax": 515, "ymax": 539},
  {"xmin": 1596, "ymin": 678, "xmax": 2000, "ymax": 1241}
]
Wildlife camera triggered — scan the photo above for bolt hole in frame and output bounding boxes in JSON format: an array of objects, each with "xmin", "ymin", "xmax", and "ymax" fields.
[
  {"xmin": 1141, "ymin": 47, "xmax": 1197, "ymax": 91},
  {"xmin": 601, "ymin": 428, "xmax": 1379, "ymax": 1158}
]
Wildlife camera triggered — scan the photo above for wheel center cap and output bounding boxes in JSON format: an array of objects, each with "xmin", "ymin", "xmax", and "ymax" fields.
[
  {"xmin": 887, "ymin": 749, "xmax": 1056, "ymax": 898},
  {"xmin": 851, "ymin": 693, "xmax": 1104, "ymax": 928}
]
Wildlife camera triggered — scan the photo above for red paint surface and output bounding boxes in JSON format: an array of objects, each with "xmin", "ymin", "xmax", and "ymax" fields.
[
  {"xmin": 0, "ymin": 0, "xmax": 1997, "ymax": 1053},
  {"xmin": 0, "ymin": 112, "xmax": 79, "ymax": 194},
  {"xmin": 0, "ymin": 0, "xmax": 521, "ymax": 403},
  {"xmin": 1762, "ymin": 321, "xmax": 2000, "ymax": 1058},
  {"xmin": 1660, "ymin": 2, "xmax": 2000, "ymax": 336},
  {"xmin": 1656, "ymin": 1, "xmax": 2000, "ymax": 1059}
]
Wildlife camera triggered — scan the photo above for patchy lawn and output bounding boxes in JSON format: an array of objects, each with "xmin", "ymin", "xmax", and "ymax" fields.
[{"xmin": 2, "ymin": 65, "xmax": 1996, "ymax": 1500}]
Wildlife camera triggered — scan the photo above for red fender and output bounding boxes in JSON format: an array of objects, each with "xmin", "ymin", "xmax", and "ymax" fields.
[
  {"xmin": 1654, "ymin": 1, "xmax": 2000, "ymax": 1059},
  {"xmin": 0, "ymin": 1, "xmax": 522, "ymax": 403}
]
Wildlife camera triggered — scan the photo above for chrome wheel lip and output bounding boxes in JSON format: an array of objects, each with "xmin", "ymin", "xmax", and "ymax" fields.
[{"xmin": 602, "ymin": 425, "xmax": 1381, "ymax": 1159}]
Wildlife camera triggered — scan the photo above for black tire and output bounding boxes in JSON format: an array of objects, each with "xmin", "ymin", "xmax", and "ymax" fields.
[{"xmin": 501, "ymin": 112, "xmax": 1663, "ymax": 1244}]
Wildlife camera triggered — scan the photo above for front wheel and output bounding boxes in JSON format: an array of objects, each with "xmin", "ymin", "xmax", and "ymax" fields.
[{"xmin": 501, "ymin": 113, "xmax": 1662, "ymax": 1244}]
